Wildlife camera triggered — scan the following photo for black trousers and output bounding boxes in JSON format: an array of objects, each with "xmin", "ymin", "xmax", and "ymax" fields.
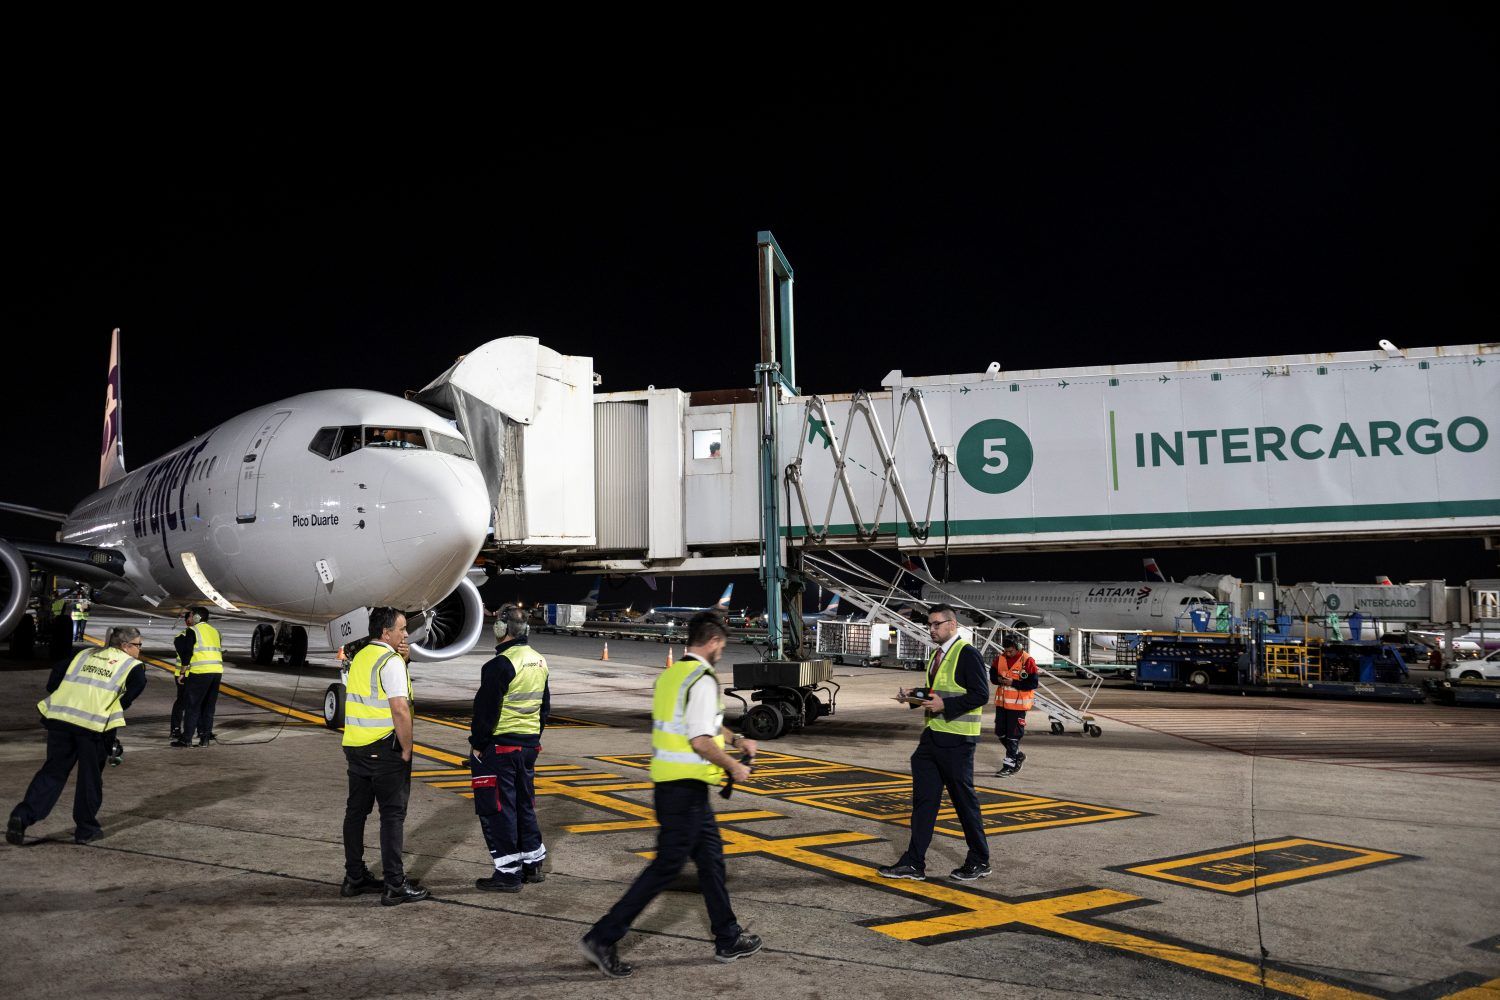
[
  {"xmin": 899, "ymin": 731, "xmax": 989, "ymax": 870},
  {"xmin": 472, "ymin": 744, "xmax": 544, "ymax": 880},
  {"xmin": 10, "ymin": 721, "xmax": 109, "ymax": 838},
  {"xmin": 171, "ymin": 677, "xmax": 188, "ymax": 735},
  {"xmin": 590, "ymin": 779, "xmax": 741, "ymax": 949},
  {"xmin": 182, "ymin": 674, "xmax": 221, "ymax": 741},
  {"xmin": 342, "ymin": 740, "xmax": 412, "ymax": 886},
  {"xmin": 996, "ymin": 708, "xmax": 1027, "ymax": 759}
]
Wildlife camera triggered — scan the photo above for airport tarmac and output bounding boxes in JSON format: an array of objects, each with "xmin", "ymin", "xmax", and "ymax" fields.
[{"xmin": 2, "ymin": 616, "xmax": 1498, "ymax": 999}]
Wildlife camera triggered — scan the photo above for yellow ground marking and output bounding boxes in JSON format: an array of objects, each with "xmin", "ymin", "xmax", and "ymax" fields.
[
  {"xmin": 568, "ymin": 811, "xmax": 783, "ymax": 834},
  {"xmin": 925, "ymin": 802, "xmax": 1143, "ymax": 837},
  {"xmin": 1121, "ymin": 838, "xmax": 1404, "ymax": 894},
  {"xmin": 412, "ymin": 769, "xmax": 472, "ymax": 777},
  {"xmin": 1444, "ymin": 978, "xmax": 1500, "ymax": 999}
]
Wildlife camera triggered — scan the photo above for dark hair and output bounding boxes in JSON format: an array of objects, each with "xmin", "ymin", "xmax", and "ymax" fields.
[
  {"xmin": 686, "ymin": 611, "xmax": 728, "ymax": 648},
  {"xmin": 927, "ymin": 604, "xmax": 957, "ymax": 621},
  {"xmin": 368, "ymin": 606, "xmax": 402, "ymax": 637},
  {"xmin": 193, "ymin": 606, "xmax": 211, "ymax": 621}
]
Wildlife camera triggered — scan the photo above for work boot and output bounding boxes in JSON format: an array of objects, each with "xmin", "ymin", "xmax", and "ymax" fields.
[
  {"xmin": 995, "ymin": 760, "xmax": 1017, "ymax": 777},
  {"xmin": 380, "ymin": 880, "xmax": 430, "ymax": 906},
  {"xmin": 5, "ymin": 816, "xmax": 24, "ymax": 846},
  {"xmin": 578, "ymin": 934, "xmax": 633, "ymax": 979},
  {"xmin": 714, "ymin": 933, "xmax": 764, "ymax": 963},
  {"xmin": 73, "ymin": 828, "xmax": 104, "ymax": 845},
  {"xmin": 474, "ymin": 872, "xmax": 522, "ymax": 892},
  {"xmin": 340, "ymin": 871, "xmax": 384, "ymax": 897},
  {"xmin": 1011, "ymin": 752, "xmax": 1025, "ymax": 775},
  {"xmin": 950, "ymin": 861, "xmax": 992, "ymax": 882},
  {"xmin": 521, "ymin": 863, "xmax": 546, "ymax": 884},
  {"xmin": 876, "ymin": 862, "xmax": 925, "ymax": 880},
  {"xmin": 169, "ymin": 738, "xmax": 191, "ymax": 748}
]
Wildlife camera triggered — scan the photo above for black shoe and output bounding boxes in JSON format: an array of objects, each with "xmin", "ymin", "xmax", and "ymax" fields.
[
  {"xmin": 521, "ymin": 863, "xmax": 546, "ymax": 884},
  {"xmin": 169, "ymin": 739, "xmax": 191, "ymax": 748},
  {"xmin": 950, "ymin": 861, "xmax": 992, "ymax": 882},
  {"xmin": 380, "ymin": 881, "xmax": 430, "ymax": 906},
  {"xmin": 474, "ymin": 872, "xmax": 522, "ymax": 892},
  {"xmin": 714, "ymin": 933, "xmax": 764, "ymax": 963},
  {"xmin": 1011, "ymin": 754, "xmax": 1025, "ymax": 774},
  {"xmin": 74, "ymin": 829, "xmax": 104, "ymax": 845},
  {"xmin": 996, "ymin": 764, "xmax": 1017, "ymax": 777},
  {"xmin": 169, "ymin": 730, "xmax": 182, "ymax": 741},
  {"xmin": 876, "ymin": 862, "xmax": 926, "ymax": 881},
  {"xmin": 340, "ymin": 871, "xmax": 384, "ymax": 897},
  {"xmin": 578, "ymin": 934, "xmax": 633, "ymax": 979},
  {"xmin": 195, "ymin": 737, "xmax": 212, "ymax": 747},
  {"xmin": 6, "ymin": 817, "xmax": 25, "ymax": 846}
]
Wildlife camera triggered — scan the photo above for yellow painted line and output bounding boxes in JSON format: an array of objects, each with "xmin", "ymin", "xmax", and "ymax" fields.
[
  {"xmin": 536, "ymin": 764, "xmax": 586, "ymax": 772},
  {"xmin": 1443, "ymin": 978, "xmax": 1500, "ymax": 999},
  {"xmin": 545, "ymin": 782, "xmax": 653, "ymax": 793},
  {"xmin": 412, "ymin": 769, "xmax": 472, "ymax": 777},
  {"xmin": 428, "ymin": 780, "xmax": 476, "ymax": 789}
]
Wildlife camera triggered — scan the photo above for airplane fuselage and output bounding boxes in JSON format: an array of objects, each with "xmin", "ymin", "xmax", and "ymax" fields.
[
  {"xmin": 936, "ymin": 580, "xmax": 1216, "ymax": 633},
  {"xmin": 61, "ymin": 390, "xmax": 490, "ymax": 627}
]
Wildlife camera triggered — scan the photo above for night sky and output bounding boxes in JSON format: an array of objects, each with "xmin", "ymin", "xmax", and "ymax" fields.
[{"xmin": 6, "ymin": 11, "xmax": 1497, "ymax": 607}]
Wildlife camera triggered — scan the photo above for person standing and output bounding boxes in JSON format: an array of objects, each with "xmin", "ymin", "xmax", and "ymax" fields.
[
  {"xmin": 172, "ymin": 607, "xmax": 223, "ymax": 748},
  {"xmin": 340, "ymin": 607, "xmax": 429, "ymax": 906},
  {"xmin": 991, "ymin": 636, "xmax": 1039, "ymax": 777},
  {"xmin": 469, "ymin": 605, "xmax": 551, "ymax": 892},
  {"xmin": 71, "ymin": 591, "xmax": 91, "ymax": 641},
  {"xmin": 7, "ymin": 626, "xmax": 148, "ymax": 845},
  {"xmin": 579, "ymin": 612, "xmax": 762, "ymax": 978},
  {"xmin": 169, "ymin": 609, "xmax": 194, "ymax": 742},
  {"xmin": 879, "ymin": 604, "xmax": 991, "ymax": 882}
]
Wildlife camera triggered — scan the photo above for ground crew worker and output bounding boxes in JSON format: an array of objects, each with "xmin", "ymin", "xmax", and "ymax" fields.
[
  {"xmin": 169, "ymin": 610, "xmax": 194, "ymax": 741},
  {"xmin": 71, "ymin": 591, "xmax": 90, "ymax": 641},
  {"xmin": 172, "ymin": 607, "xmax": 223, "ymax": 747},
  {"xmin": 6, "ymin": 626, "xmax": 147, "ymax": 845},
  {"xmin": 340, "ymin": 607, "xmax": 429, "ymax": 906},
  {"xmin": 991, "ymin": 636, "xmax": 1039, "ymax": 777},
  {"xmin": 879, "ymin": 604, "xmax": 991, "ymax": 882},
  {"xmin": 469, "ymin": 605, "xmax": 551, "ymax": 892},
  {"xmin": 579, "ymin": 612, "xmax": 762, "ymax": 978}
]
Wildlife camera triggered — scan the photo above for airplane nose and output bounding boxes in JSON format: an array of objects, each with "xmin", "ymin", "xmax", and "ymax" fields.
[{"xmin": 376, "ymin": 457, "xmax": 489, "ymax": 597}]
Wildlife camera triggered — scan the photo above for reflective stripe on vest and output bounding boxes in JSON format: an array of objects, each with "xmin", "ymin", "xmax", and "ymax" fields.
[
  {"xmin": 38, "ymin": 646, "xmax": 138, "ymax": 732},
  {"xmin": 649, "ymin": 659, "xmax": 725, "ymax": 784},
  {"xmin": 187, "ymin": 622, "xmax": 225, "ymax": 674},
  {"xmin": 342, "ymin": 644, "xmax": 409, "ymax": 746},
  {"xmin": 994, "ymin": 653, "xmax": 1037, "ymax": 711},
  {"xmin": 925, "ymin": 638, "xmax": 983, "ymax": 737},
  {"xmin": 494, "ymin": 645, "xmax": 548, "ymax": 737}
]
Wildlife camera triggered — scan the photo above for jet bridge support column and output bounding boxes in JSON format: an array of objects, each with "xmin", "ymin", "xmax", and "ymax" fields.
[{"xmin": 757, "ymin": 231, "xmax": 797, "ymax": 661}]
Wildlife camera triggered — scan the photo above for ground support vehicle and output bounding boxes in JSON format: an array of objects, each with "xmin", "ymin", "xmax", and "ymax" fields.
[{"xmin": 725, "ymin": 658, "xmax": 839, "ymax": 741}]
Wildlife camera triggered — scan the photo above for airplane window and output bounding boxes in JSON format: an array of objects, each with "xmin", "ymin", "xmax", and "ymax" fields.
[
  {"xmin": 364, "ymin": 427, "xmax": 427, "ymax": 450},
  {"xmin": 431, "ymin": 434, "xmax": 473, "ymax": 460},
  {"xmin": 308, "ymin": 427, "xmax": 340, "ymax": 460}
]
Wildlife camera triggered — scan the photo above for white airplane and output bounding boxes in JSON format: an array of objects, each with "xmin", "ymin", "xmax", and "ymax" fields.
[
  {"xmin": 642, "ymin": 583, "xmax": 735, "ymax": 624},
  {"xmin": 0, "ymin": 330, "xmax": 492, "ymax": 664},
  {"xmin": 902, "ymin": 561, "xmax": 1216, "ymax": 635}
]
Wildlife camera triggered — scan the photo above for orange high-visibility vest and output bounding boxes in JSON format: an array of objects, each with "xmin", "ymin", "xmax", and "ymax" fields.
[{"xmin": 993, "ymin": 651, "xmax": 1036, "ymax": 711}]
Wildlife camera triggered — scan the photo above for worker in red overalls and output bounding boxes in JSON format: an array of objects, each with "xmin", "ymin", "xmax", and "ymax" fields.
[{"xmin": 991, "ymin": 636, "xmax": 1039, "ymax": 777}]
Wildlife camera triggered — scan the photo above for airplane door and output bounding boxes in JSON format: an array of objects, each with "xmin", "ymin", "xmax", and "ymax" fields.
[
  {"xmin": 236, "ymin": 411, "xmax": 291, "ymax": 524},
  {"xmin": 1150, "ymin": 589, "xmax": 1166, "ymax": 618},
  {"xmin": 1071, "ymin": 590, "xmax": 1082, "ymax": 614}
]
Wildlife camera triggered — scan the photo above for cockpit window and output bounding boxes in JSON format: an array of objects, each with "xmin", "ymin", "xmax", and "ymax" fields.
[
  {"xmin": 431, "ymin": 433, "xmax": 473, "ymax": 460},
  {"xmin": 309, "ymin": 426, "xmax": 365, "ymax": 461},
  {"xmin": 364, "ymin": 427, "xmax": 427, "ymax": 449}
]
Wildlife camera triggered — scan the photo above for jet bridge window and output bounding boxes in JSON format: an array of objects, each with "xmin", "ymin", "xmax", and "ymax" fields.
[
  {"xmin": 692, "ymin": 429, "xmax": 724, "ymax": 460},
  {"xmin": 431, "ymin": 433, "xmax": 473, "ymax": 460},
  {"xmin": 364, "ymin": 427, "xmax": 427, "ymax": 450}
]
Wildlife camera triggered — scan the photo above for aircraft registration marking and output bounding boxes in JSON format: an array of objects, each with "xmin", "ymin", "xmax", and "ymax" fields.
[{"xmin": 1112, "ymin": 838, "xmax": 1412, "ymax": 895}]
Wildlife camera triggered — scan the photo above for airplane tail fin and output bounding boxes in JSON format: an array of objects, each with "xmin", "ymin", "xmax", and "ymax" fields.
[
  {"xmin": 901, "ymin": 558, "xmax": 938, "ymax": 588},
  {"xmin": 824, "ymin": 594, "xmax": 840, "ymax": 615},
  {"xmin": 1375, "ymin": 575, "xmax": 1392, "ymax": 585},
  {"xmin": 715, "ymin": 584, "xmax": 734, "ymax": 610},
  {"xmin": 583, "ymin": 576, "xmax": 601, "ymax": 608},
  {"xmin": 99, "ymin": 328, "xmax": 126, "ymax": 489},
  {"xmin": 1144, "ymin": 557, "xmax": 1168, "ymax": 582}
]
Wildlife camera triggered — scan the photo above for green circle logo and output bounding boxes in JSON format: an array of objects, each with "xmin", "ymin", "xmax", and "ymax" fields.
[
  {"xmin": 1325, "ymin": 594, "xmax": 1342, "ymax": 611},
  {"xmin": 957, "ymin": 419, "xmax": 1034, "ymax": 494}
]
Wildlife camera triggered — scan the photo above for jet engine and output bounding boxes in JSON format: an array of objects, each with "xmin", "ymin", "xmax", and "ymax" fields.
[
  {"xmin": 0, "ymin": 540, "xmax": 28, "ymax": 641},
  {"xmin": 407, "ymin": 577, "xmax": 486, "ymax": 662}
]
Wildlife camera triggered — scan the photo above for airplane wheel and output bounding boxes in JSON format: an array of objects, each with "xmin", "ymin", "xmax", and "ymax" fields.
[
  {"xmin": 1086, "ymin": 724, "xmax": 1102, "ymax": 738},
  {"xmin": 1050, "ymin": 720, "xmax": 1065, "ymax": 735},
  {"xmin": 287, "ymin": 626, "xmax": 308, "ymax": 667},
  {"xmin": 323, "ymin": 683, "xmax": 346, "ymax": 730},
  {"xmin": 251, "ymin": 624, "xmax": 275, "ymax": 666},
  {"xmin": 742, "ymin": 704, "xmax": 785, "ymax": 741}
]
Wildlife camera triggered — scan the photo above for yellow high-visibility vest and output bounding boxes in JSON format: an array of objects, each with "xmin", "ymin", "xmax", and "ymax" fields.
[
  {"xmin": 649, "ymin": 658, "xmax": 724, "ymax": 784},
  {"xmin": 185, "ymin": 622, "xmax": 224, "ymax": 675},
  {"xmin": 493, "ymin": 645, "xmax": 548, "ymax": 738},
  {"xmin": 925, "ymin": 639, "xmax": 983, "ymax": 737},
  {"xmin": 342, "ymin": 642, "xmax": 410, "ymax": 747},
  {"xmin": 38, "ymin": 646, "xmax": 139, "ymax": 732}
]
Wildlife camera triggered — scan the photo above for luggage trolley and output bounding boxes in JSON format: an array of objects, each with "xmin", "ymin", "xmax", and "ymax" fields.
[{"xmin": 724, "ymin": 659, "xmax": 840, "ymax": 741}]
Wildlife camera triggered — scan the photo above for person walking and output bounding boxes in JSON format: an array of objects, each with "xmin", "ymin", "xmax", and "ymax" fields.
[
  {"xmin": 470, "ymin": 605, "xmax": 551, "ymax": 892},
  {"xmin": 172, "ymin": 608, "xmax": 223, "ymax": 747},
  {"xmin": 579, "ymin": 612, "xmax": 762, "ymax": 978},
  {"xmin": 7, "ymin": 626, "xmax": 148, "ymax": 845},
  {"xmin": 339, "ymin": 607, "xmax": 429, "ymax": 906},
  {"xmin": 878, "ymin": 604, "xmax": 991, "ymax": 882},
  {"xmin": 991, "ymin": 636, "xmax": 1039, "ymax": 776}
]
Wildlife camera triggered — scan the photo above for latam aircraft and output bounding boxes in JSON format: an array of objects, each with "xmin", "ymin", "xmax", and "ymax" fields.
[
  {"xmin": 901, "ymin": 560, "xmax": 1215, "ymax": 635},
  {"xmin": 0, "ymin": 331, "xmax": 491, "ymax": 664}
]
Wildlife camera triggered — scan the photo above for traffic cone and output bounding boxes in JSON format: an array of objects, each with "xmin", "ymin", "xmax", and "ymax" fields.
[
  {"xmin": 665, "ymin": 645, "xmax": 673, "ymax": 668},
  {"xmin": 600, "ymin": 642, "xmax": 610, "ymax": 661}
]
